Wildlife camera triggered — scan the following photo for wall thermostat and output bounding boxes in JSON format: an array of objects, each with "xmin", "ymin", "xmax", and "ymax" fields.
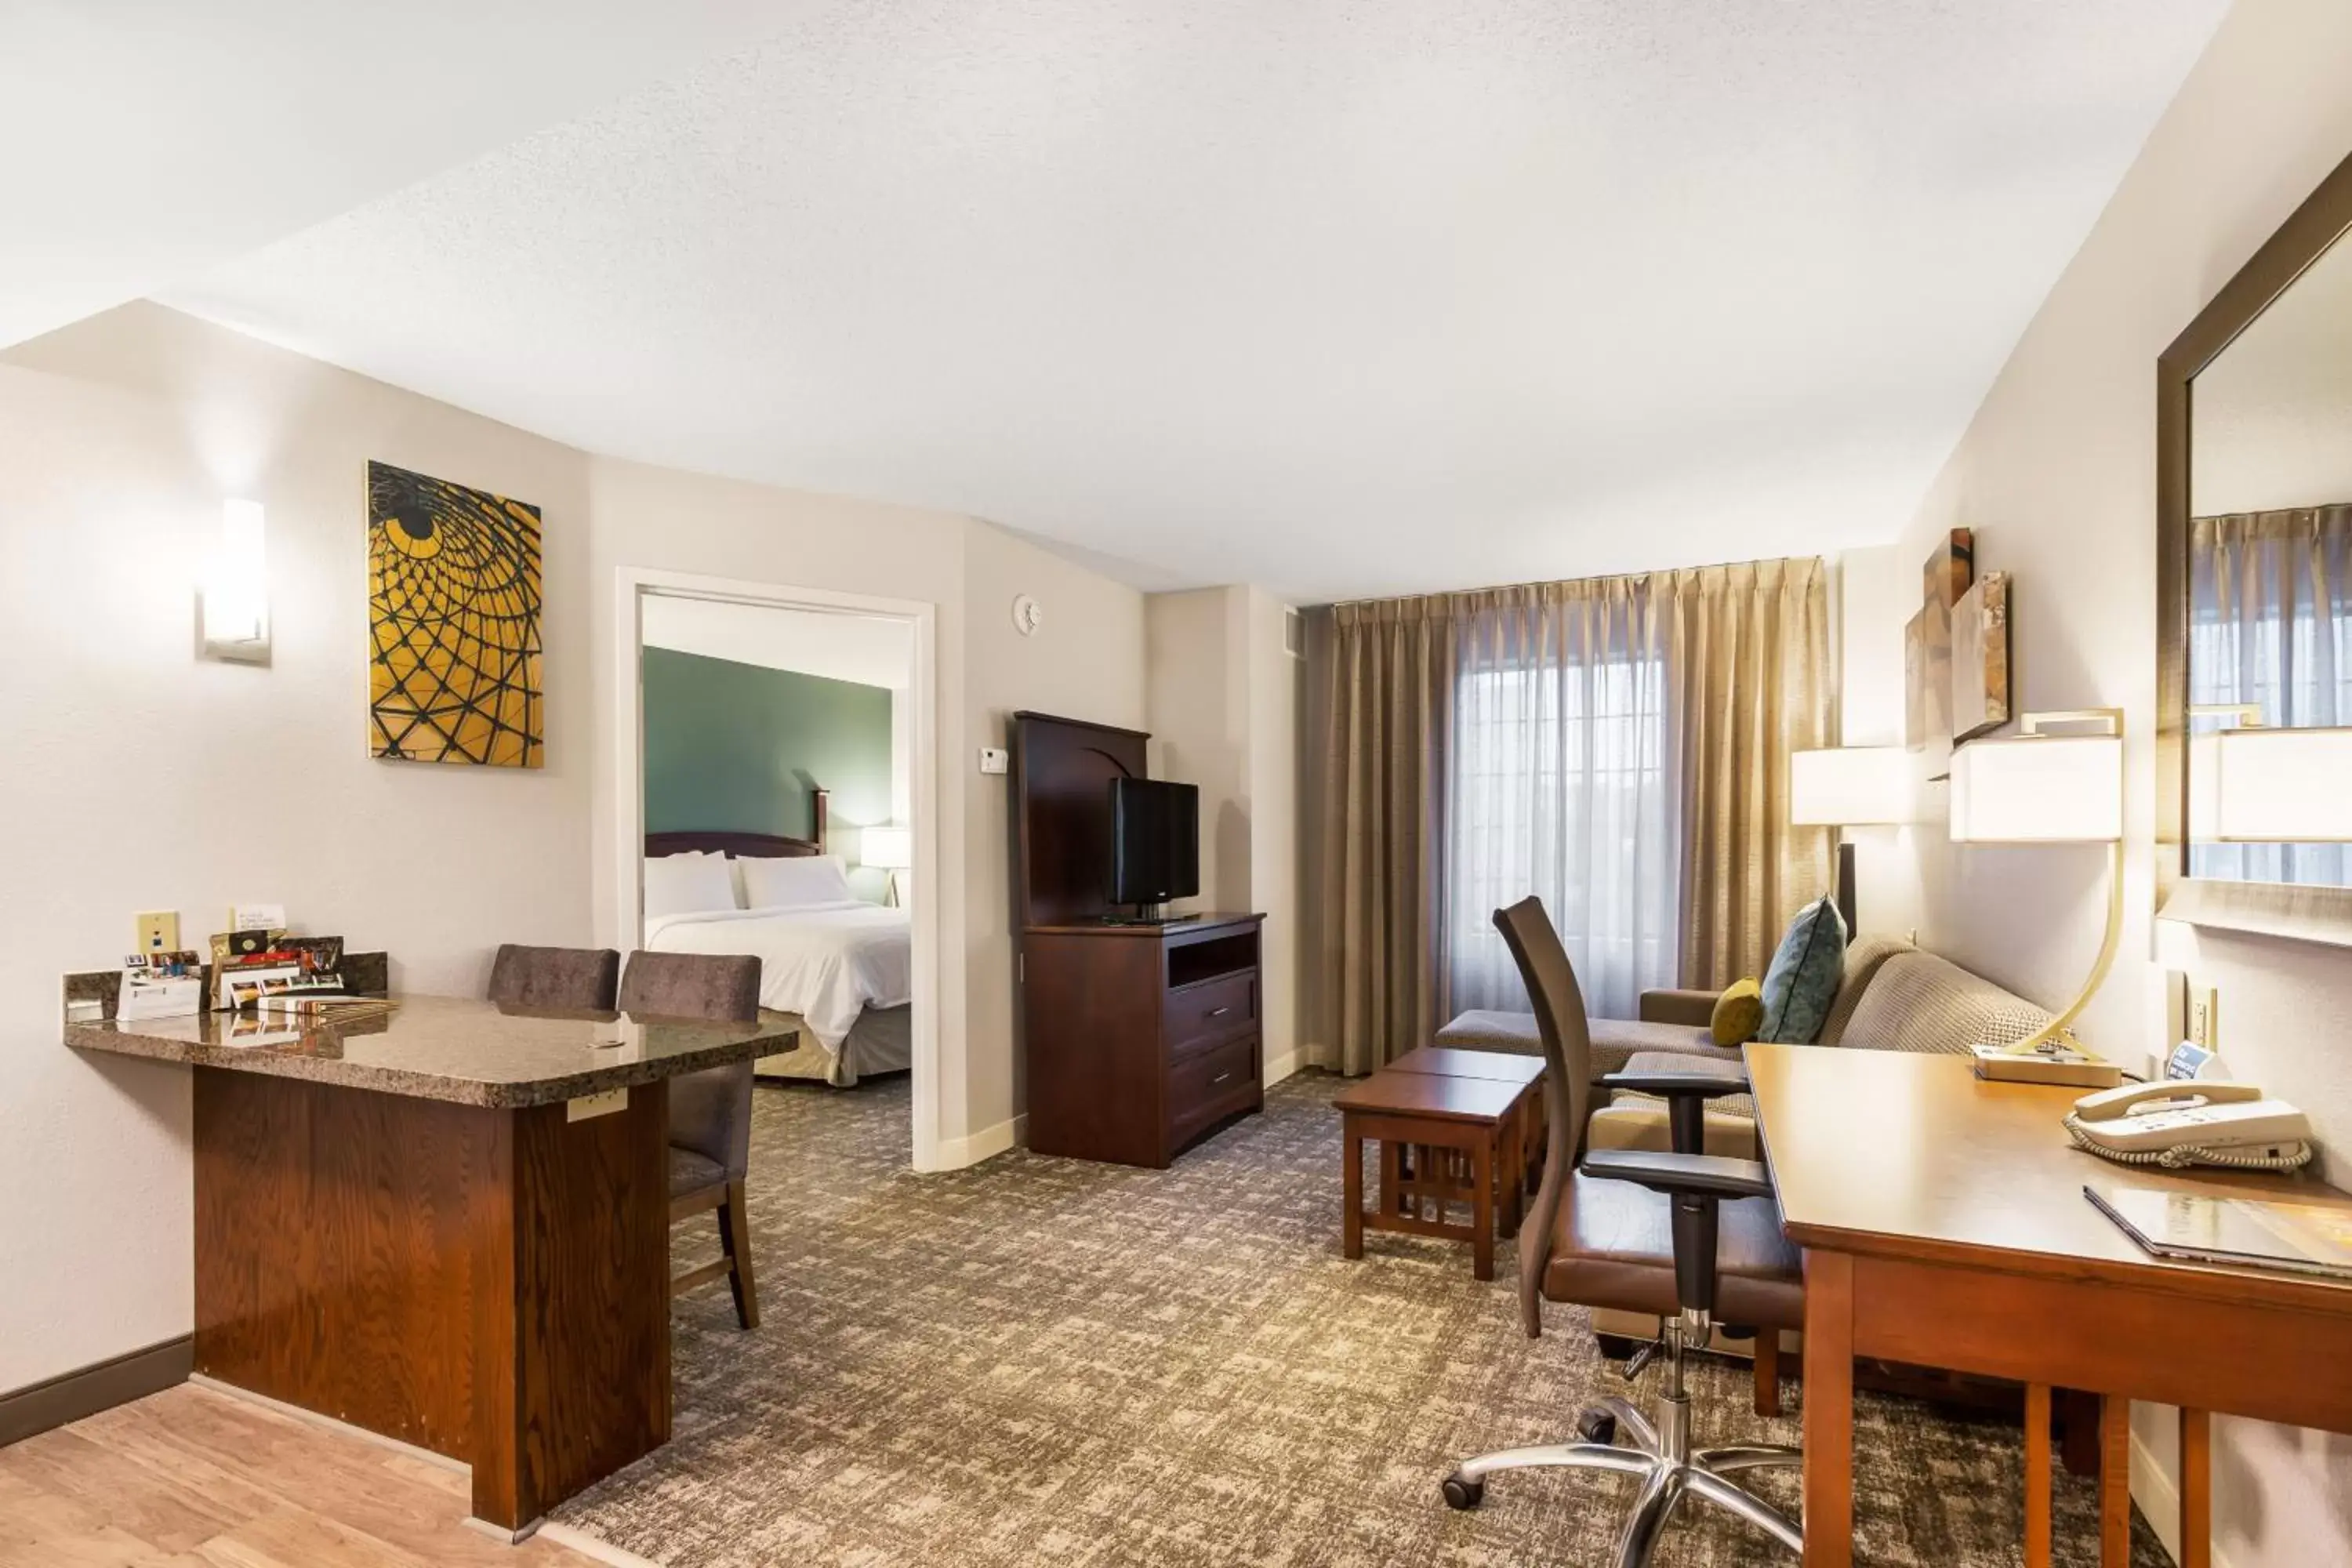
[{"xmin": 1011, "ymin": 594, "xmax": 1044, "ymax": 636}]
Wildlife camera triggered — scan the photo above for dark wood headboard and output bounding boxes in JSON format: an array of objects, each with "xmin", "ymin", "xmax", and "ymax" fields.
[{"xmin": 646, "ymin": 789, "xmax": 827, "ymax": 859}]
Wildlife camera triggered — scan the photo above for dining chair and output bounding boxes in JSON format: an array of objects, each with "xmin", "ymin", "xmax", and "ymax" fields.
[
  {"xmin": 619, "ymin": 949, "xmax": 765, "ymax": 1330},
  {"xmin": 485, "ymin": 944, "xmax": 620, "ymax": 1011}
]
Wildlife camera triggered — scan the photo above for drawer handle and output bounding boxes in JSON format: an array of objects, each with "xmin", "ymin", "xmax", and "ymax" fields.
[
  {"xmin": 1211, "ymin": 1071, "xmax": 1235, "ymax": 1086},
  {"xmin": 1207, "ymin": 1006, "xmax": 1233, "ymax": 1019}
]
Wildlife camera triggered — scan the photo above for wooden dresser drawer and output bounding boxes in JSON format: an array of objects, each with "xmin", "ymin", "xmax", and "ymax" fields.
[
  {"xmin": 1164, "ymin": 971, "xmax": 1258, "ymax": 1059},
  {"xmin": 1169, "ymin": 1032, "xmax": 1258, "ymax": 1131}
]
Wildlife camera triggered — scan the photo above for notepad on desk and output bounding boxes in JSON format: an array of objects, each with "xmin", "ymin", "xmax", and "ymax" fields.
[{"xmin": 2086, "ymin": 1179, "xmax": 2352, "ymax": 1282}]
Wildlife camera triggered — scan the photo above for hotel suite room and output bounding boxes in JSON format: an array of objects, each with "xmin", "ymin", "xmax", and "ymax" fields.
[{"xmin": 5, "ymin": 3, "xmax": 2352, "ymax": 1566}]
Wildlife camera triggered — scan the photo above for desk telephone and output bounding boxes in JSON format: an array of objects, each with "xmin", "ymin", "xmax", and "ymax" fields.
[{"xmin": 2066, "ymin": 1081, "xmax": 2314, "ymax": 1172}]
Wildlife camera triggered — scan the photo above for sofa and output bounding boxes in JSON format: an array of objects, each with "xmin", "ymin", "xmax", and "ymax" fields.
[{"xmin": 1436, "ymin": 935, "xmax": 2054, "ymax": 1159}]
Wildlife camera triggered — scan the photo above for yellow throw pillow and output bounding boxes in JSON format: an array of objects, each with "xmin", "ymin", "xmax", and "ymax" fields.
[{"xmin": 1711, "ymin": 978, "xmax": 1766, "ymax": 1047}]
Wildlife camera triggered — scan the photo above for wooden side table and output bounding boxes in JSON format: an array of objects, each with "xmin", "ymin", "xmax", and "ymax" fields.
[
  {"xmin": 1334, "ymin": 1071, "xmax": 1527, "ymax": 1280},
  {"xmin": 1383, "ymin": 1045, "xmax": 1548, "ymax": 1221}
]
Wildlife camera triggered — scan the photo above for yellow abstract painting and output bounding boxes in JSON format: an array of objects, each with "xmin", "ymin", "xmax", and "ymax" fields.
[{"xmin": 367, "ymin": 461, "xmax": 543, "ymax": 767}]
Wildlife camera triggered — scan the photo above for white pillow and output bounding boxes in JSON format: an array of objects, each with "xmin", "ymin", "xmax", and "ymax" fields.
[
  {"xmin": 741, "ymin": 854, "xmax": 855, "ymax": 910},
  {"xmin": 643, "ymin": 854, "xmax": 739, "ymax": 918}
]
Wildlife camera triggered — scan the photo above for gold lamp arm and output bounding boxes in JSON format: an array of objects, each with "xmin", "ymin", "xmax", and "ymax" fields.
[{"xmin": 1993, "ymin": 838, "xmax": 2125, "ymax": 1055}]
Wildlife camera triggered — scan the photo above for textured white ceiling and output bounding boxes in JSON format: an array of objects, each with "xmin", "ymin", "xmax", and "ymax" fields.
[
  {"xmin": 0, "ymin": 1, "xmax": 781, "ymax": 349},
  {"xmin": 162, "ymin": 1, "xmax": 2229, "ymax": 602}
]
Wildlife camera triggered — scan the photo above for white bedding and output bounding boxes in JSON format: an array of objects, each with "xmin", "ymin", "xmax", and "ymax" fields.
[{"xmin": 644, "ymin": 901, "xmax": 911, "ymax": 1049}]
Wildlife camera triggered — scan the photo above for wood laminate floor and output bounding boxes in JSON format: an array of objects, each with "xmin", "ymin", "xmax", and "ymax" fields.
[{"xmin": 0, "ymin": 1381, "xmax": 608, "ymax": 1567}]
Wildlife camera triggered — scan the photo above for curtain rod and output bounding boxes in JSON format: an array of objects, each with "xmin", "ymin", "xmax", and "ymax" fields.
[{"xmin": 1313, "ymin": 550, "xmax": 1828, "ymax": 613}]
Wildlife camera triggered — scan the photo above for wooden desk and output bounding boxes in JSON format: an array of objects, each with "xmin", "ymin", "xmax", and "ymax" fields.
[
  {"xmin": 67, "ymin": 996, "xmax": 797, "ymax": 1537},
  {"xmin": 1745, "ymin": 1044, "xmax": 2352, "ymax": 1568}
]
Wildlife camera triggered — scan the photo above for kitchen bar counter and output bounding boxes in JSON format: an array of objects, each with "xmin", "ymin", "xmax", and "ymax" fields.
[
  {"xmin": 64, "ymin": 993, "xmax": 798, "ymax": 1537},
  {"xmin": 65, "ymin": 993, "xmax": 793, "ymax": 1107}
]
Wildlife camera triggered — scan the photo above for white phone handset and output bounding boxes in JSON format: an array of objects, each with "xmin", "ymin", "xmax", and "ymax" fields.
[{"xmin": 2065, "ymin": 1080, "xmax": 2314, "ymax": 1171}]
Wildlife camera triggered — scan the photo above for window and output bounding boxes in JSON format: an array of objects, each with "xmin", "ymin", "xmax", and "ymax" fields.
[{"xmin": 1446, "ymin": 644, "xmax": 1674, "ymax": 1021}]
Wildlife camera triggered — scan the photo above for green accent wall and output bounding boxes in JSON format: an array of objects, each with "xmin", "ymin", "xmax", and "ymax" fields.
[{"xmin": 642, "ymin": 648, "xmax": 894, "ymax": 902}]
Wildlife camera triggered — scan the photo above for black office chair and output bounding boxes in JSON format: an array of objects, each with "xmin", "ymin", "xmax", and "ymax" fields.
[{"xmin": 1443, "ymin": 896, "xmax": 1804, "ymax": 1565}]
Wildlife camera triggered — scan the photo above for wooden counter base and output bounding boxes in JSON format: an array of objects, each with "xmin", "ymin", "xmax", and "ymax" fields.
[{"xmin": 193, "ymin": 1066, "xmax": 672, "ymax": 1532}]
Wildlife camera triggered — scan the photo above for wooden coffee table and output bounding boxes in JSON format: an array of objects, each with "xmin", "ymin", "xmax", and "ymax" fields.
[{"xmin": 1334, "ymin": 1069, "xmax": 1530, "ymax": 1281}]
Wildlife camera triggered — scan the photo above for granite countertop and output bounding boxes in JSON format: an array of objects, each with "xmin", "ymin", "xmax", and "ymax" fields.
[{"xmin": 64, "ymin": 994, "xmax": 800, "ymax": 1109}]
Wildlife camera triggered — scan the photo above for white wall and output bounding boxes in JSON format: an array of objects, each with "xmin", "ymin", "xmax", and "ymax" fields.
[
  {"xmin": 1848, "ymin": 2, "xmax": 2352, "ymax": 1559},
  {"xmin": 1243, "ymin": 588, "xmax": 1302, "ymax": 1080},
  {"xmin": 0, "ymin": 303, "xmax": 596, "ymax": 1393},
  {"xmin": 1143, "ymin": 586, "xmax": 1304, "ymax": 1081},
  {"xmin": 1147, "ymin": 589, "xmax": 1250, "ymax": 909},
  {"xmin": 963, "ymin": 521, "xmax": 1149, "ymax": 1141}
]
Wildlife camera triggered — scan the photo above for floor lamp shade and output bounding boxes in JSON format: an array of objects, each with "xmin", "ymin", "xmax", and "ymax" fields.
[{"xmin": 1790, "ymin": 747, "xmax": 1911, "ymax": 826}]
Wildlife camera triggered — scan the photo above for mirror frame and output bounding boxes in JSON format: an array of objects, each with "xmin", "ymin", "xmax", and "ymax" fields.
[{"xmin": 2158, "ymin": 147, "xmax": 2352, "ymax": 946}]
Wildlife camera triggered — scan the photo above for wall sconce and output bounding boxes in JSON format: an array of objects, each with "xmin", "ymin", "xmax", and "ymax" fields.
[{"xmin": 201, "ymin": 499, "xmax": 270, "ymax": 663}]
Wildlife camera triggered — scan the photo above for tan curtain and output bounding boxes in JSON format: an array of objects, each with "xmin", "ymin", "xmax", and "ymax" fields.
[
  {"xmin": 1306, "ymin": 557, "xmax": 1830, "ymax": 1073},
  {"xmin": 1312, "ymin": 597, "xmax": 1457, "ymax": 1076},
  {"xmin": 1666, "ymin": 558, "xmax": 1833, "ymax": 988}
]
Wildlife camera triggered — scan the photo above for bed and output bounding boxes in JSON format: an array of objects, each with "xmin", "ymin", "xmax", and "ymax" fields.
[{"xmin": 644, "ymin": 804, "xmax": 913, "ymax": 1087}]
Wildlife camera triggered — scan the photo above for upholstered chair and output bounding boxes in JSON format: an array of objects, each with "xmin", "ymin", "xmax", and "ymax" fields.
[
  {"xmin": 619, "ymin": 950, "xmax": 764, "ymax": 1330},
  {"xmin": 485, "ymin": 944, "xmax": 620, "ymax": 1011}
]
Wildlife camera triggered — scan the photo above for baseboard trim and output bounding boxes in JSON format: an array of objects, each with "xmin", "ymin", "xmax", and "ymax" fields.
[
  {"xmin": 1262, "ymin": 1048, "xmax": 1302, "ymax": 1086},
  {"xmin": 538, "ymin": 1521, "xmax": 666, "ymax": 1567},
  {"xmin": 938, "ymin": 1112, "xmax": 1027, "ymax": 1169},
  {"xmin": 191, "ymin": 1373, "xmax": 465, "ymax": 1474},
  {"xmin": 0, "ymin": 1335, "xmax": 192, "ymax": 1447}
]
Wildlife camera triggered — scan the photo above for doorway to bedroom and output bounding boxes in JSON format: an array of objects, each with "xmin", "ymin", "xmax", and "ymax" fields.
[{"xmin": 616, "ymin": 571, "xmax": 938, "ymax": 1171}]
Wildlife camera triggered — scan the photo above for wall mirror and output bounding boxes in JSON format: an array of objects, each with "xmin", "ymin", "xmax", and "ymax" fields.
[{"xmin": 2160, "ymin": 150, "xmax": 2352, "ymax": 943}]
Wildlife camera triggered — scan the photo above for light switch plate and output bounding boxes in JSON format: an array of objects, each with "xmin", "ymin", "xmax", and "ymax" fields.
[
  {"xmin": 978, "ymin": 746, "xmax": 1009, "ymax": 775},
  {"xmin": 134, "ymin": 911, "xmax": 180, "ymax": 955}
]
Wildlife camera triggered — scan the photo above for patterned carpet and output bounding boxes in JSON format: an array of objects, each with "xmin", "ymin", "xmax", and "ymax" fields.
[{"xmin": 554, "ymin": 1073, "xmax": 2166, "ymax": 1567}]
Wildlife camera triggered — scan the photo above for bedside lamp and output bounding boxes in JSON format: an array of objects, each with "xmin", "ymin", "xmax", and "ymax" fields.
[
  {"xmin": 861, "ymin": 823, "xmax": 913, "ymax": 907},
  {"xmin": 1949, "ymin": 710, "xmax": 2124, "ymax": 1060},
  {"xmin": 1790, "ymin": 746, "xmax": 1912, "ymax": 932}
]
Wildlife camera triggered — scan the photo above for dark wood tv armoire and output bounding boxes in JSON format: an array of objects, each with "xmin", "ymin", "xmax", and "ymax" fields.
[{"xmin": 1011, "ymin": 711, "xmax": 1265, "ymax": 1167}]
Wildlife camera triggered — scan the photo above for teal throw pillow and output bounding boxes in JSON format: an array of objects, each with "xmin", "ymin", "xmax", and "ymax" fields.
[{"xmin": 1755, "ymin": 895, "xmax": 1849, "ymax": 1044}]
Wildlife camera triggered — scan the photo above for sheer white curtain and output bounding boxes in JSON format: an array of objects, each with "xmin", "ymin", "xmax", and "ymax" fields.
[
  {"xmin": 1443, "ymin": 582, "xmax": 1677, "ymax": 1021},
  {"xmin": 2190, "ymin": 506, "xmax": 2352, "ymax": 885}
]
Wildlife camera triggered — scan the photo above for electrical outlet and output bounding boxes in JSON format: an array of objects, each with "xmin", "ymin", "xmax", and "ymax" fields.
[
  {"xmin": 2187, "ymin": 984, "xmax": 2219, "ymax": 1051},
  {"xmin": 134, "ymin": 911, "xmax": 180, "ymax": 955}
]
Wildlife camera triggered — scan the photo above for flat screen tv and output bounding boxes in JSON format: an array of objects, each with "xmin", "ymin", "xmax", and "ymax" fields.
[{"xmin": 1108, "ymin": 777, "xmax": 1200, "ymax": 913}]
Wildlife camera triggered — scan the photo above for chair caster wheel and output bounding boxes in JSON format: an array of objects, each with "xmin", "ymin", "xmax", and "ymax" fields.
[
  {"xmin": 1441, "ymin": 1474, "xmax": 1484, "ymax": 1510},
  {"xmin": 1576, "ymin": 1409, "xmax": 1618, "ymax": 1446}
]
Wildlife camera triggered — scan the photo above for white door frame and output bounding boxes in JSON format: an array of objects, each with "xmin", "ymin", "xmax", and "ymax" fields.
[{"xmin": 613, "ymin": 566, "xmax": 942, "ymax": 1174}]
